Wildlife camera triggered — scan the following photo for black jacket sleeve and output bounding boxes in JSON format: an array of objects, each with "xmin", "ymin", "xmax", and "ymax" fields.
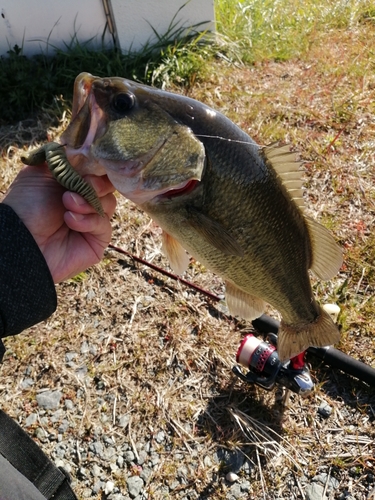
[{"xmin": 0, "ymin": 204, "xmax": 57, "ymax": 360}]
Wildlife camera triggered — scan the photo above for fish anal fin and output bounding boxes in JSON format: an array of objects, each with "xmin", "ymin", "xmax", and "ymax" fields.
[
  {"xmin": 277, "ymin": 306, "xmax": 341, "ymax": 361},
  {"xmin": 161, "ymin": 230, "xmax": 190, "ymax": 275},
  {"xmin": 225, "ymin": 281, "xmax": 265, "ymax": 321},
  {"xmin": 305, "ymin": 215, "xmax": 342, "ymax": 280},
  {"xmin": 262, "ymin": 143, "xmax": 305, "ymax": 210},
  {"xmin": 187, "ymin": 207, "xmax": 244, "ymax": 257}
]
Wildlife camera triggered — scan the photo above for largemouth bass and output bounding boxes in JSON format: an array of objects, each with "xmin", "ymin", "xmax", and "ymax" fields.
[{"xmin": 60, "ymin": 72, "xmax": 342, "ymax": 361}]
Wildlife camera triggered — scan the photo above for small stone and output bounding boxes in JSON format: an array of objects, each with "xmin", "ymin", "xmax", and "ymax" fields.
[
  {"xmin": 305, "ymin": 482, "xmax": 328, "ymax": 500},
  {"xmin": 118, "ymin": 414, "xmax": 131, "ymax": 428},
  {"xmin": 65, "ymin": 352, "xmax": 77, "ymax": 363},
  {"xmin": 169, "ymin": 480, "xmax": 180, "ymax": 490},
  {"xmin": 104, "ymin": 481, "xmax": 115, "ymax": 495},
  {"xmin": 25, "ymin": 413, "xmax": 38, "ymax": 426},
  {"xmin": 86, "ymin": 289, "xmax": 96, "ymax": 300},
  {"xmin": 226, "ymin": 472, "xmax": 239, "ymax": 483},
  {"xmin": 241, "ymin": 480, "xmax": 251, "ymax": 492},
  {"xmin": 58, "ymin": 420, "xmax": 69, "ymax": 433},
  {"xmin": 64, "ymin": 463, "xmax": 72, "ymax": 474},
  {"xmin": 34, "ymin": 427, "xmax": 47, "ymax": 442},
  {"xmin": 313, "ymin": 473, "xmax": 339, "ymax": 490},
  {"xmin": 105, "ymin": 447, "xmax": 116, "ymax": 461},
  {"xmin": 230, "ymin": 483, "xmax": 243, "ymax": 499},
  {"xmin": 80, "ymin": 341, "xmax": 90, "ymax": 354},
  {"xmin": 92, "ymin": 464, "xmax": 102, "ymax": 477},
  {"xmin": 117, "ymin": 455, "xmax": 124, "ymax": 468},
  {"xmin": 92, "ymin": 480, "xmax": 104, "ymax": 494},
  {"xmin": 137, "ymin": 450, "xmax": 148, "ymax": 465},
  {"xmin": 155, "ymin": 431, "xmax": 165, "ymax": 443},
  {"xmin": 20, "ymin": 378, "xmax": 34, "ymax": 390},
  {"xmin": 50, "ymin": 409, "xmax": 63, "ymax": 422},
  {"xmin": 216, "ymin": 448, "xmax": 244, "ymax": 473},
  {"xmin": 78, "ymin": 467, "xmax": 88, "ymax": 478},
  {"xmin": 64, "ymin": 399, "xmax": 74, "ymax": 410},
  {"xmin": 318, "ymin": 401, "xmax": 332, "ymax": 418},
  {"xmin": 124, "ymin": 450, "xmax": 135, "ymax": 463},
  {"xmin": 140, "ymin": 466, "xmax": 152, "ymax": 482},
  {"xmin": 75, "ymin": 365, "xmax": 88, "ymax": 379},
  {"xmin": 90, "ymin": 441, "xmax": 104, "ymax": 456},
  {"xmin": 36, "ymin": 390, "xmax": 62, "ymax": 410},
  {"xmin": 127, "ymin": 476, "xmax": 144, "ymax": 498}
]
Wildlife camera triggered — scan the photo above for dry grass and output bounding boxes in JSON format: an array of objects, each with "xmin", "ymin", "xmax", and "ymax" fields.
[{"xmin": 0, "ymin": 21, "xmax": 375, "ymax": 500}]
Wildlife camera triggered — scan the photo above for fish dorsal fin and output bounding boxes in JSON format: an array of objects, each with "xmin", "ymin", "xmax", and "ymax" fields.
[
  {"xmin": 263, "ymin": 143, "xmax": 305, "ymax": 210},
  {"xmin": 187, "ymin": 207, "xmax": 244, "ymax": 257},
  {"xmin": 225, "ymin": 281, "xmax": 266, "ymax": 320},
  {"xmin": 305, "ymin": 216, "xmax": 342, "ymax": 280},
  {"xmin": 161, "ymin": 230, "xmax": 190, "ymax": 275}
]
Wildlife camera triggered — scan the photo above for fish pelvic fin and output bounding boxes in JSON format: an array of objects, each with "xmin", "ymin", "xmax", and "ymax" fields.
[
  {"xmin": 277, "ymin": 305, "xmax": 341, "ymax": 362},
  {"xmin": 305, "ymin": 216, "xmax": 342, "ymax": 280},
  {"xmin": 187, "ymin": 207, "xmax": 244, "ymax": 257},
  {"xmin": 225, "ymin": 281, "xmax": 266, "ymax": 320},
  {"xmin": 161, "ymin": 230, "xmax": 190, "ymax": 275}
]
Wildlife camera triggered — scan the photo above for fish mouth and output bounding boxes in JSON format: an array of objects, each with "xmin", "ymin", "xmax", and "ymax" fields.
[
  {"xmin": 156, "ymin": 178, "xmax": 199, "ymax": 199},
  {"xmin": 60, "ymin": 73, "xmax": 107, "ymax": 171},
  {"xmin": 60, "ymin": 72, "xmax": 203, "ymax": 204}
]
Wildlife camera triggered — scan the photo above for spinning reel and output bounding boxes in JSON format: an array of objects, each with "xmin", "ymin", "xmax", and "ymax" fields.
[{"xmin": 232, "ymin": 333, "xmax": 314, "ymax": 395}]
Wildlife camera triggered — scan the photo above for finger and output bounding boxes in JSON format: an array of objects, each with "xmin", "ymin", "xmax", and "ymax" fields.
[
  {"xmin": 63, "ymin": 191, "xmax": 117, "ymax": 217},
  {"xmin": 63, "ymin": 209, "xmax": 113, "ymax": 237},
  {"xmin": 84, "ymin": 175, "xmax": 116, "ymax": 197}
]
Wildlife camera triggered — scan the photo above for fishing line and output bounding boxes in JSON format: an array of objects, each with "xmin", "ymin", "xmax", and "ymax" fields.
[{"xmin": 195, "ymin": 134, "xmax": 262, "ymax": 146}]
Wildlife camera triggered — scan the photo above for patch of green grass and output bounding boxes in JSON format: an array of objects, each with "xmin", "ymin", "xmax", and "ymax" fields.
[{"xmin": 215, "ymin": 0, "xmax": 374, "ymax": 63}]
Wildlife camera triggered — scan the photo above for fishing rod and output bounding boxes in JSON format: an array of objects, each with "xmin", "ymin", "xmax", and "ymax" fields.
[{"xmin": 108, "ymin": 244, "xmax": 375, "ymax": 394}]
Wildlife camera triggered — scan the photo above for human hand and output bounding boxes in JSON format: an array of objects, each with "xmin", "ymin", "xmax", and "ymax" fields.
[{"xmin": 3, "ymin": 163, "xmax": 117, "ymax": 283}]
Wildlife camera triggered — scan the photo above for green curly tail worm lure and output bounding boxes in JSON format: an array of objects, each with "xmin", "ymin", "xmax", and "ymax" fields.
[{"xmin": 21, "ymin": 142, "xmax": 105, "ymax": 217}]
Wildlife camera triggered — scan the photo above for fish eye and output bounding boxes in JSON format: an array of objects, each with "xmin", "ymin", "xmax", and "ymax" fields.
[{"xmin": 111, "ymin": 92, "xmax": 135, "ymax": 114}]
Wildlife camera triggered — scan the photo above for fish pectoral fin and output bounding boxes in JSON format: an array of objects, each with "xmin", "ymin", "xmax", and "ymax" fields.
[
  {"xmin": 225, "ymin": 281, "xmax": 265, "ymax": 320},
  {"xmin": 187, "ymin": 207, "xmax": 244, "ymax": 257},
  {"xmin": 161, "ymin": 230, "xmax": 190, "ymax": 275},
  {"xmin": 305, "ymin": 216, "xmax": 342, "ymax": 280},
  {"xmin": 277, "ymin": 306, "xmax": 341, "ymax": 361}
]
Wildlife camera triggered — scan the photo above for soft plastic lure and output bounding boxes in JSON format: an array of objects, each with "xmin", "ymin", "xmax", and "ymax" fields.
[{"xmin": 21, "ymin": 142, "xmax": 104, "ymax": 217}]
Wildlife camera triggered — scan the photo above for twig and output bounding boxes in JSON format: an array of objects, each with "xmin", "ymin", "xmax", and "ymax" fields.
[
  {"xmin": 113, "ymin": 394, "xmax": 117, "ymax": 426},
  {"xmin": 128, "ymin": 416, "xmax": 140, "ymax": 462},
  {"xmin": 322, "ymin": 466, "xmax": 331, "ymax": 498}
]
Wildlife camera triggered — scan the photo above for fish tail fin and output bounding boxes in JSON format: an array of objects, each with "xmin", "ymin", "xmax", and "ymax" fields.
[{"xmin": 277, "ymin": 306, "xmax": 341, "ymax": 362}]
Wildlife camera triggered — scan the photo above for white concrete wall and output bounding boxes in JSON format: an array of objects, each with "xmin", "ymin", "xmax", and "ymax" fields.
[
  {"xmin": 111, "ymin": 0, "xmax": 215, "ymax": 53},
  {"xmin": 0, "ymin": 0, "xmax": 112, "ymax": 57},
  {"xmin": 0, "ymin": 0, "xmax": 215, "ymax": 57}
]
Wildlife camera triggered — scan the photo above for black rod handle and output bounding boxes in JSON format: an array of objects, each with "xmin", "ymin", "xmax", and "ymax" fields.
[
  {"xmin": 307, "ymin": 346, "xmax": 375, "ymax": 386},
  {"xmin": 252, "ymin": 315, "xmax": 375, "ymax": 387}
]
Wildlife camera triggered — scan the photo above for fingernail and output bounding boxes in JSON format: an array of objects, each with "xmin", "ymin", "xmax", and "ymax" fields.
[
  {"xmin": 70, "ymin": 192, "xmax": 85, "ymax": 206},
  {"xmin": 69, "ymin": 211, "xmax": 85, "ymax": 221}
]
